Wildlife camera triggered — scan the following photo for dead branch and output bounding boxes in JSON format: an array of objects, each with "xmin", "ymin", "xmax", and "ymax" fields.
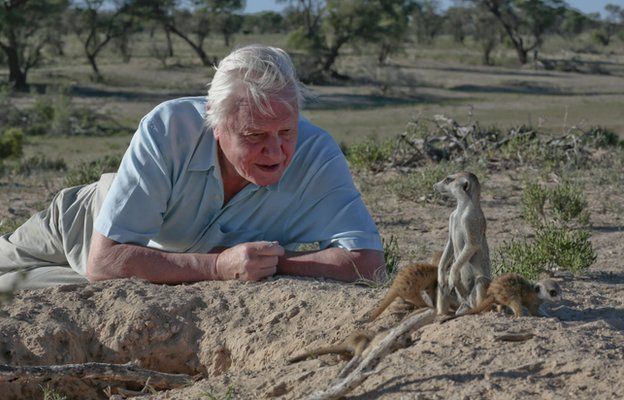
[
  {"xmin": 0, "ymin": 361, "xmax": 194, "ymax": 390},
  {"xmin": 494, "ymin": 332, "xmax": 535, "ymax": 342},
  {"xmin": 306, "ymin": 309, "xmax": 436, "ymax": 400}
]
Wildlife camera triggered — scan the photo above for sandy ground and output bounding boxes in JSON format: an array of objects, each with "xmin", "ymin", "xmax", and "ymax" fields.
[{"xmin": 0, "ymin": 165, "xmax": 623, "ymax": 400}]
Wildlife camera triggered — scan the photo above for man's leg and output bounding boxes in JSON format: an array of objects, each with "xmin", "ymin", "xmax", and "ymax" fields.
[{"xmin": 0, "ymin": 173, "xmax": 116, "ymax": 290}]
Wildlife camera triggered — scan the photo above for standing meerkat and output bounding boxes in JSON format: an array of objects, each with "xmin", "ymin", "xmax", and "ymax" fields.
[
  {"xmin": 442, "ymin": 273, "xmax": 562, "ymax": 321},
  {"xmin": 366, "ymin": 255, "xmax": 439, "ymax": 322},
  {"xmin": 288, "ymin": 329, "xmax": 375, "ymax": 363},
  {"xmin": 434, "ymin": 172, "xmax": 491, "ymax": 315}
]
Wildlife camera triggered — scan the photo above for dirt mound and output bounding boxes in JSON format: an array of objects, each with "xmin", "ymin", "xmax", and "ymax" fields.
[{"xmin": 1, "ymin": 268, "xmax": 623, "ymax": 399}]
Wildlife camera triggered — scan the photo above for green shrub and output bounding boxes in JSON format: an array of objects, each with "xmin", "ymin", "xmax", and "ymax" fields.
[
  {"xmin": 494, "ymin": 226, "xmax": 596, "ymax": 279},
  {"xmin": 522, "ymin": 181, "xmax": 590, "ymax": 228},
  {"xmin": 15, "ymin": 155, "xmax": 67, "ymax": 175},
  {"xmin": 64, "ymin": 155, "xmax": 121, "ymax": 187},
  {"xmin": 0, "ymin": 128, "xmax": 24, "ymax": 160},
  {"xmin": 345, "ymin": 138, "xmax": 393, "ymax": 172},
  {"xmin": 382, "ymin": 234, "xmax": 401, "ymax": 277},
  {"xmin": 497, "ymin": 179, "xmax": 595, "ymax": 279}
]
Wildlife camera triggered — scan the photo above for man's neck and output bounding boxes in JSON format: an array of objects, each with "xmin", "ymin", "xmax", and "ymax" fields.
[{"xmin": 217, "ymin": 147, "xmax": 249, "ymax": 205}]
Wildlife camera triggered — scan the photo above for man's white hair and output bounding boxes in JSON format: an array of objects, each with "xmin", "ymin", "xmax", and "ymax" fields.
[{"xmin": 206, "ymin": 45, "xmax": 309, "ymax": 130}]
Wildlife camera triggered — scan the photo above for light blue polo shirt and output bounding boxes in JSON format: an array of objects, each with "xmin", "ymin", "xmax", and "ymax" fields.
[{"xmin": 94, "ymin": 96, "xmax": 382, "ymax": 253}]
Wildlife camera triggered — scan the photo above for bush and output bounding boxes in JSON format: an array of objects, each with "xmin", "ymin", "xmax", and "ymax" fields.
[
  {"xmin": 494, "ymin": 226, "xmax": 596, "ymax": 280},
  {"xmin": 15, "ymin": 155, "xmax": 67, "ymax": 175},
  {"xmin": 64, "ymin": 155, "xmax": 121, "ymax": 187},
  {"xmin": 382, "ymin": 234, "xmax": 401, "ymax": 277},
  {"xmin": 496, "ymin": 180, "xmax": 595, "ymax": 279},
  {"xmin": 522, "ymin": 181, "xmax": 590, "ymax": 229},
  {"xmin": 0, "ymin": 128, "xmax": 24, "ymax": 160},
  {"xmin": 344, "ymin": 138, "xmax": 393, "ymax": 172}
]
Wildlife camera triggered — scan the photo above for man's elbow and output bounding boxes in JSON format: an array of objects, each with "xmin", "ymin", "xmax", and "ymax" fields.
[
  {"xmin": 85, "ymin": 259, "xmax": 112, "ymax": 282},
  {"xmin": 352, "ymin": 249, "xmax": 386, "ymax": 282}
]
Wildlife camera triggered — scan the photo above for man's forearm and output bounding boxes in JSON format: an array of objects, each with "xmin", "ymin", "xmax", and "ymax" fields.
[
  {"xmin": 277, "ymin": 248, "xmax": 385, "ymax": 282},
  {"xmin": 87, "ymin": 238, "xmax": 220, "ymax": 284}
]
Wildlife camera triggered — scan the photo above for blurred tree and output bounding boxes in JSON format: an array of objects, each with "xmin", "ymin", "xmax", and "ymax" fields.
[
  {"xmin": 558, "ymin": 7, "xmax": 590, "ymax": 40},
  {"xmin": 444, "ymin": 5, "xmax": 472, "ymax": 44},
  {"xmin": 241, "ymin": 11, "xmax": 285, "ymax": 34},
  {"xmin": 471, "ymin": 3, "xmax": 503, "ymax": 65},
  {"xmin": 280, "ymin": 0, "xmax": 326, "ymax": 53},
  {"xmin": 593, "ymin": 4, "xmax": 623, "ymax": 46},
  {"xmin": 412, "ymin": 0, "xmax": 444, "ymax": 44},
  {"xmin": 375, "ymin": 0, "xmax": 416, "ymax": 65},
  {"xmin": 69, "ymin": 0, "xmax": 135, "ymax": 81},
  {"xmin": 131, "ymin": 0, "xmax": 244, "ymax": 66},
  {"xmin": 209, "ymin": 0, "xmax": 244, "ymax": 47},
  {"xmin": 0, "ymin": 0, "xmax": 69, "ymax": 90},
  {"xmin": 470, "ymin": 0, "xmax": 565, "ymax": 64}
]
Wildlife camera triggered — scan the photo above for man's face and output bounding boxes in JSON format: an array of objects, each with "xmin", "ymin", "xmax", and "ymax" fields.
[{"xmin": 214, "ymin": 98, "xmax": 298, "ymax": 188}]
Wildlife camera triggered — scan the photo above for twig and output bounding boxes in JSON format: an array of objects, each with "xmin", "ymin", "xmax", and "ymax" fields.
[
  {"xmin": 0, "ymin": 361, "xmax": 193, "ymax": 390},
  {"xmin": 494, "ymin": 332, "xmax": 535, "ymax": 342},
  {"xmin": 306, "ymin": 309, "xmax": 436, "ymax": 400}
]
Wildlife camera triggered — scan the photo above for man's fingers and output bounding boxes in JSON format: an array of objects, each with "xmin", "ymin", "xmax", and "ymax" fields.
[{"xmin": 251, "ymin": 241, "xmax": 285, "ymax": 256}]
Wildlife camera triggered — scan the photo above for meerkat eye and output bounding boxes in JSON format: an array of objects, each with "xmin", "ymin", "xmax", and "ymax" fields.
[
  {"xmin": 444, "ymin": 176, "xmax": 452, "ymax": 183},
  {"xmin": 535, "ymin": 286, "xmax": 541, "ymax": 293},
  {"xmin": 549, "ymin": 290, "xmax": 558, "ymax": 297}
]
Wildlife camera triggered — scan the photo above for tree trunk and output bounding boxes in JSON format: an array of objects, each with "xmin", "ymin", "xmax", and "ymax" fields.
[
  {"xmin": 515, "ymin": 46, "xmax": 528, "ymax": 64},
  {"xmin": 4, "ymin": 46, "xmax": 27, "ymax": 90},
  {"xmin": 87, "ymin": 53, "xmax": 103, "ymax": 82},
  {"xmin": 165, "ymin": 27, "xmax": 174, "ymax": 57},
  {"xmin": 167, "ymin": 24, "xmax": 211, "ymax": 66}
]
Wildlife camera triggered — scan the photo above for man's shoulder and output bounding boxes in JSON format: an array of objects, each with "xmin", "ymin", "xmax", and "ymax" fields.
[
  {"xmin": 143, "ymin": 97, "xmax": 206, "ymax": 128},
  {"xmin": 296, "ymin": 117, "xmax": 341, "ymax": 158}
]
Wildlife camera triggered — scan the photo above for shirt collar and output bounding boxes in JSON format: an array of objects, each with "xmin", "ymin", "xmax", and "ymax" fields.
[
  {"xmin": 188, "ymin": 126, "xmax": 217, "ymax": 172},
  {"xmin": 187, "ymin": 125, "xmax": 291, "ymax": 193}
]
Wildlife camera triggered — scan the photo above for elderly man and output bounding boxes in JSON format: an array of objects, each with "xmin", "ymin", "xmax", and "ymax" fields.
[{"xmin": 0, "ymin": 45, "xmax": 384, "ymax": 290}]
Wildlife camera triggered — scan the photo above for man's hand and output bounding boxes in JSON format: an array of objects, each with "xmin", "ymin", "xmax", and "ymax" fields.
[{"xmin": 216, "ymin": 241, "xmax": 285, "ymax": 281}]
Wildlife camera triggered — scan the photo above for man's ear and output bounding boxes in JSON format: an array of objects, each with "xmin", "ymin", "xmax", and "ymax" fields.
[{"xmin": 213, "ymin": 126, "xmax": 223, "ymax": 140}]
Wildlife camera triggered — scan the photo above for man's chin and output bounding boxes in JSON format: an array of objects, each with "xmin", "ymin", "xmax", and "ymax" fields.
[{"xmin": 249, "ymin": 173, "xmax": 283, "ymax": 187}]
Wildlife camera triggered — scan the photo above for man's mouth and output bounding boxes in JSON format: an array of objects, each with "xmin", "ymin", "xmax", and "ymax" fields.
[{"xmin": 257, "ymin": 163, "xmax": 280, "ymax": 172}]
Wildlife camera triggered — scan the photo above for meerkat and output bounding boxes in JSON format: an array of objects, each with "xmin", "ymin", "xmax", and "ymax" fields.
[
  {"xmin": 288, "ymin": 329, "xmax": 376, "ymax": 363},
  {"xmin": 442, "ymin": 273, "xmax": 562, "ymax": 322},
  {"xmin": 367, "ymin": 261, "xmax": 438, "ymax": 322},
  {"xmin": 434, "ymin": 171, "xmax": 491, "ymax": 316}
]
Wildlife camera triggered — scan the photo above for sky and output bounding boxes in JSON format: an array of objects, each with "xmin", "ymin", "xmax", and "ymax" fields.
[{"xmin": 244, "ymin": 0, "xmax": 624, "ymax": 17}]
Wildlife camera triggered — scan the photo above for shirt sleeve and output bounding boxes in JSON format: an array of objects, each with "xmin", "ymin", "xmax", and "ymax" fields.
[
  {"xmin": 285, "ymin": 150, "xmax": 383, "ymax": 252},
  {"xmin": 94, "ymin": 112, "xmax": 173, "ymax": 245}
]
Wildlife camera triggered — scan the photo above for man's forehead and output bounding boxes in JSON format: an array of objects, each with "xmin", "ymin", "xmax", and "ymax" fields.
[{"xmin": 235, "ymin": 99, "xmax": 298, "ymax": 128}]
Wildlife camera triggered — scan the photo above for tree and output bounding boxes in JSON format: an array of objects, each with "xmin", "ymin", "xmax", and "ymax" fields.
[
  {"xmin": 0, "ymin": 0, "xmax": 69, "ymax": 90},
  {"xmin": 131, "ymin": 0, "xmax": 244, "ymax": 66},
  {"xmin": 375, "ymin": 0, "xmax": 416, "ymax": 65},
  {"xmin": 412, "ymin": 0, "xmax": 444, "ymax": 44},
  {"xmin": 241, "ymin": 11, "xmax": 285, "ymax": 34},
  {"xmin": 69, "ymin": 0, "xmax": 135, "ymax": 81},
  {"xmin": 209, "ymin": 0, "xmax": 244, "ymax": 47},
  {"xmin": 470, "ymin": 0, "xmax": 565, "ymax": 64},
  {"xmin": 471, "ymin": 4, "xmax": 503, "ymax": 65},
  {"xmin": 594, "ymin": 4, "xmax": 624, "ymax": 46},
  {"xmin": 444, "ymin": 6, "xmax": 472, "ymax": 44}
]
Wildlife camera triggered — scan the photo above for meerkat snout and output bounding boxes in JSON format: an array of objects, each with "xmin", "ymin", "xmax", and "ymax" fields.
[{"xmin": 535, "ymin": 280, "xmax": 562, "ymax": 303}]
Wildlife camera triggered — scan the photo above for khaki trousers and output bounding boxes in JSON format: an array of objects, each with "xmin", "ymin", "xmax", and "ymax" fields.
[{"xmin": 0, "ymin": 173, "xmax": 116, "ymax": 291}]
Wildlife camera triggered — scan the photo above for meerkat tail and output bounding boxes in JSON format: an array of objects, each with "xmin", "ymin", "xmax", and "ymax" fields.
[
  {"xmin": 288, "ymin": 345, "xmax": 350, "ymax": 363},
  {"xmin": 440, "ymin": 296, "xmax": 495, "ymax": 324},
  {"xmin": 367, "ymin": 290, "xmax": 398, "ymax": 322}
]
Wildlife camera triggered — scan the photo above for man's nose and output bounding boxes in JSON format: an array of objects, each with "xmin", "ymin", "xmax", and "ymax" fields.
[{"xmin": 263, "ymin": 134, "xmax": 282, "ymax": 156}]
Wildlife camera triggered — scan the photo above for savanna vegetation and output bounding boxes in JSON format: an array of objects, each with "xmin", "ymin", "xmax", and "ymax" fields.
[{"xmin": 1, "ymin": 0, "xmax": 624, "ymax": 282}]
